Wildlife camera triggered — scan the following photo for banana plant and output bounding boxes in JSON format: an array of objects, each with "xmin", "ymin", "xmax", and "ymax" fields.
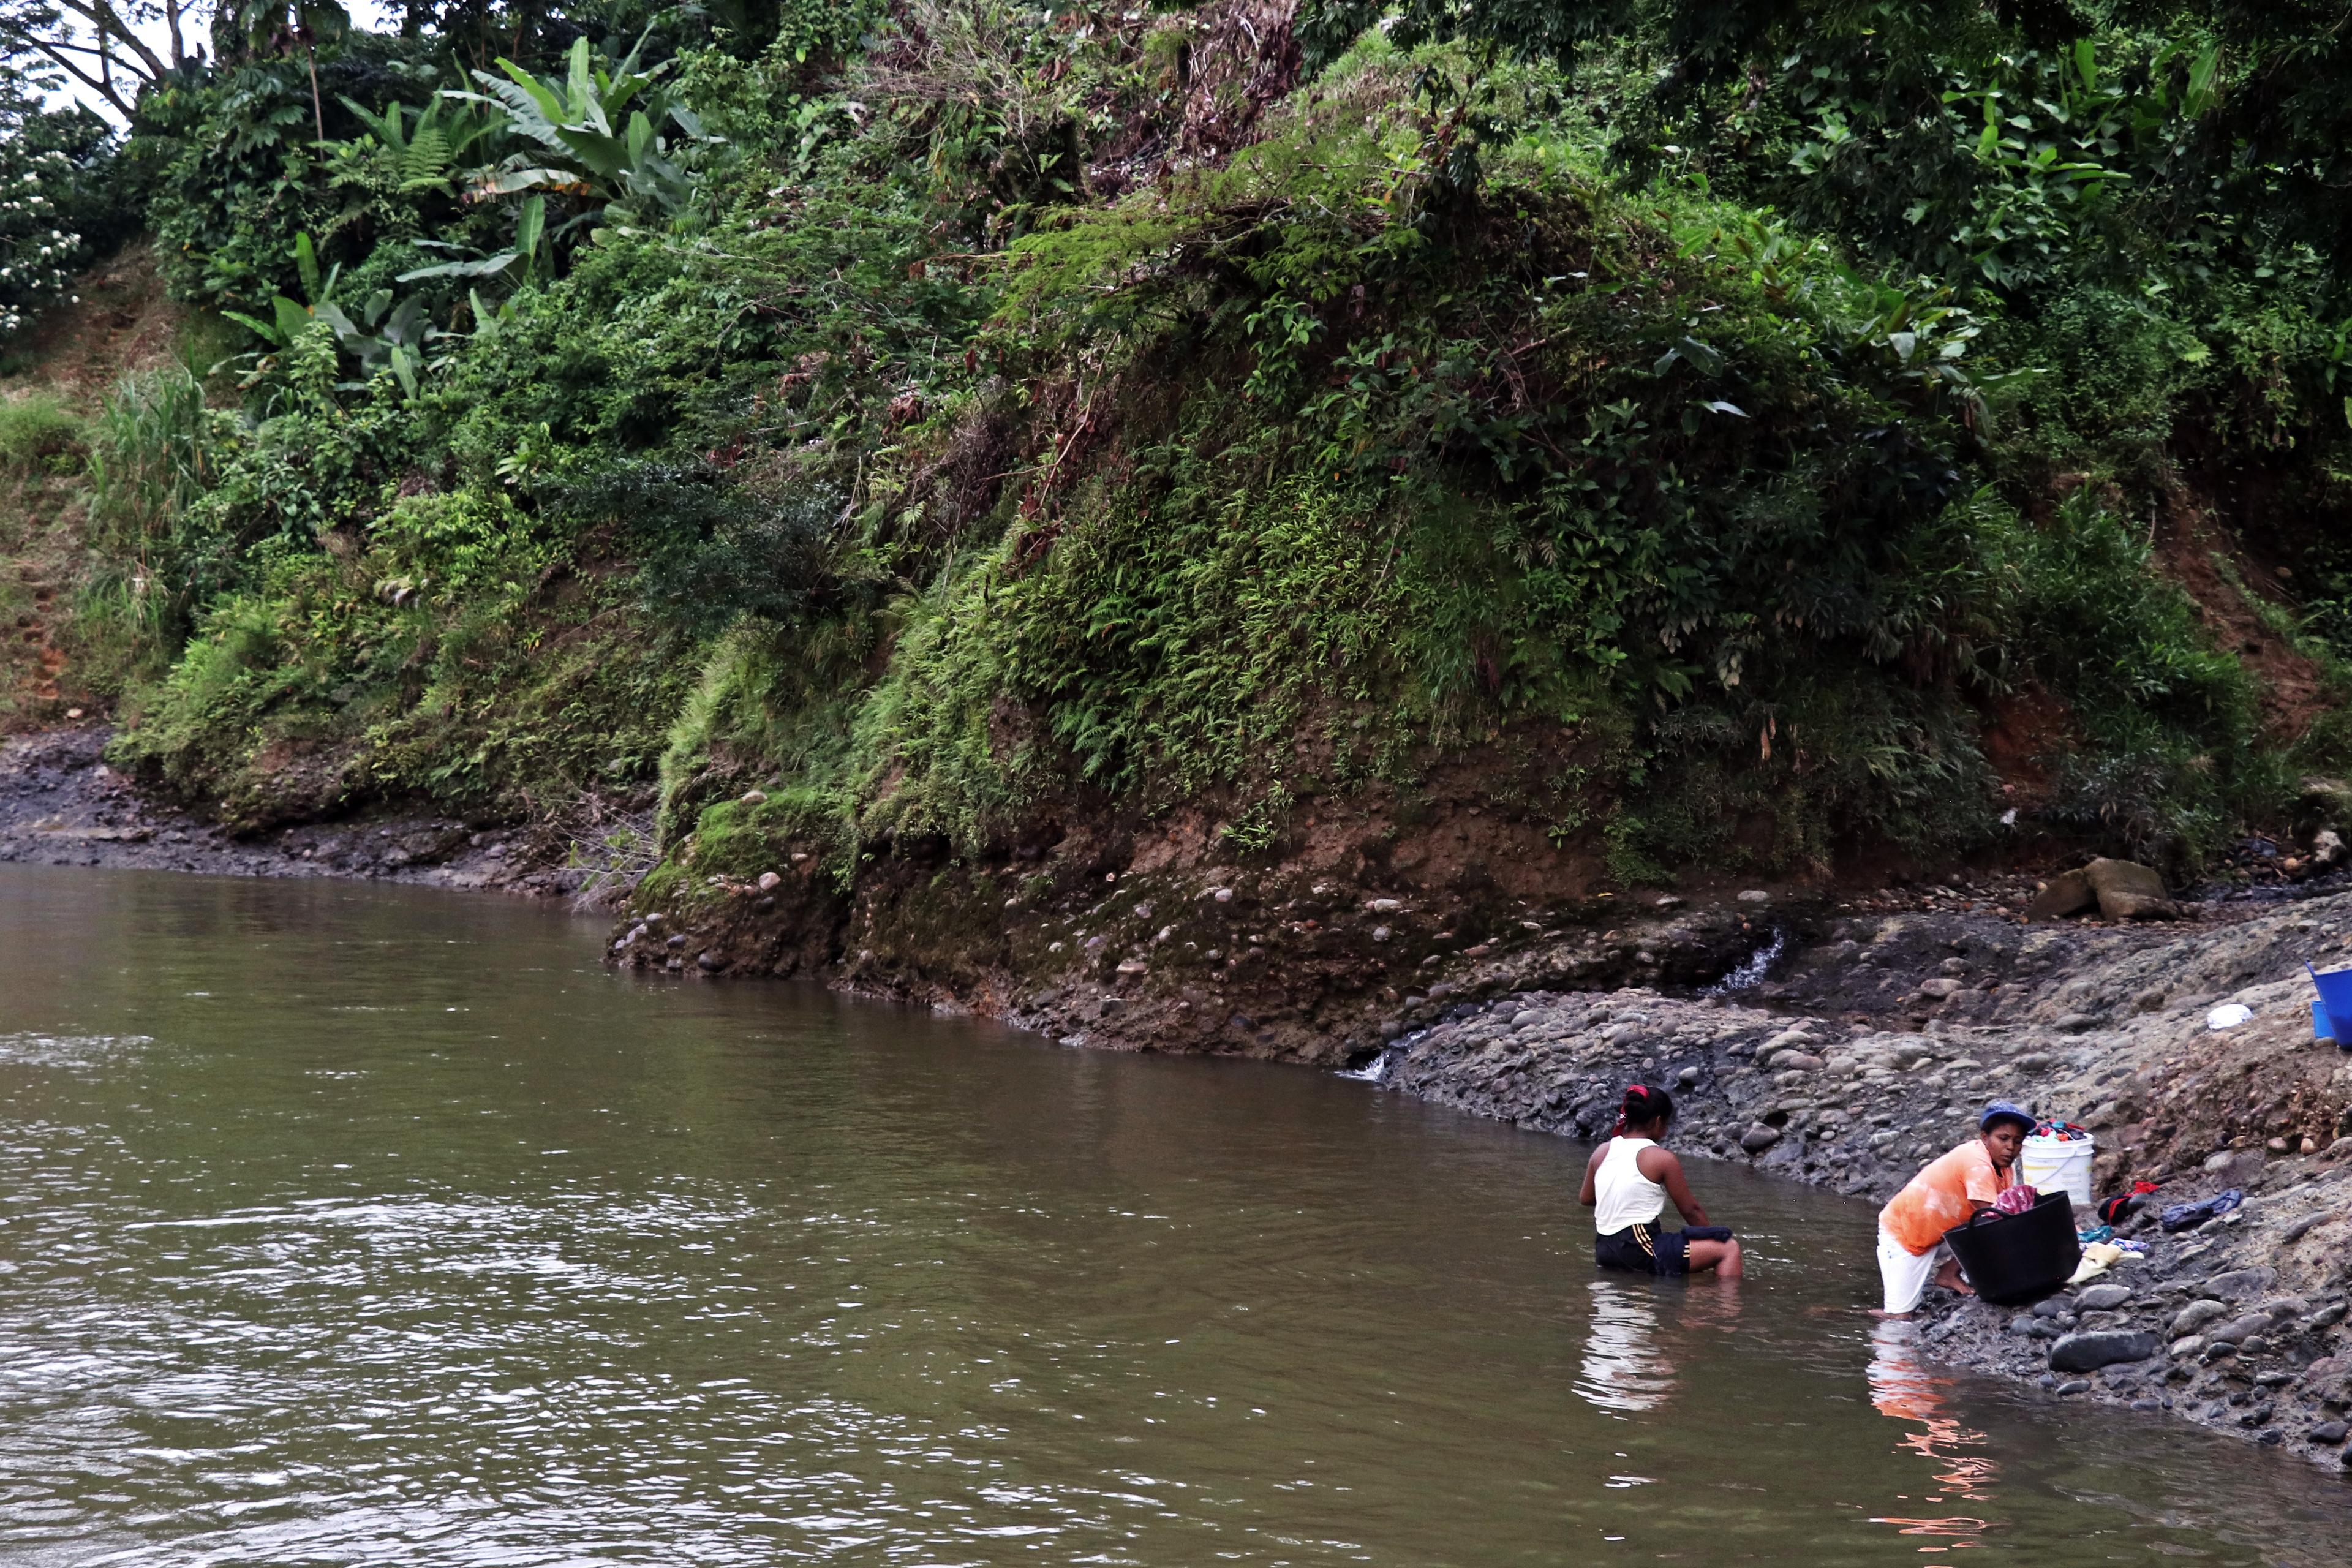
[
  {"xmin": 396, "ymin": 193, "xmax": 549, "ymax": 287},
  {"xmin": 448, "ymin": 33, "xmax": 718, "ymax": 227},
  {"xmin": 221, "ymin": 233, "xmax": 432, "ymax": 395}
]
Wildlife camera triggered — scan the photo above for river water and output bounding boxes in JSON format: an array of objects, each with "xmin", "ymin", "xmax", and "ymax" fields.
[{"xmin": 0, "ymin": 866, "xmax": 2346, "ymax": 1566}]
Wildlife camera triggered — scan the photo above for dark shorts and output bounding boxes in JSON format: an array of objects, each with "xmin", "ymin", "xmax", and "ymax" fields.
[{"xmin": 1596, "ymin": 1223, "xmax": 1689, "ymax": 1276}]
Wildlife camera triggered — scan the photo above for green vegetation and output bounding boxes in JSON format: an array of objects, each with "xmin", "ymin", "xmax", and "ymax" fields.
[{"xmin": 6, "ymin": 1, "xmax": 2352, "ymax": 889}]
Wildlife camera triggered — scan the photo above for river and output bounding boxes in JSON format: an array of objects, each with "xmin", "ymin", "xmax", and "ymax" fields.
[{"xmin": 0, "ymin": 865, "xmax": 2346, "ymax": 1564}]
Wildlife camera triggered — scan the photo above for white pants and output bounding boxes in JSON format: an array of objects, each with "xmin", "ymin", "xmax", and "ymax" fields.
[{"xmin": 1877, "ymin": 1222, "xmax": 1956, "ymax": 1314}]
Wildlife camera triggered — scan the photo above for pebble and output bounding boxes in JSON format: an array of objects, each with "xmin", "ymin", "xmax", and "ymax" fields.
[
  {"xmin": 2076, "ymin": 1284, "xmax": 2132, "ymax": 1312},
  {"xmin": 1736, "ymin": 889, "xmax": 1770, "ymax": 903}
]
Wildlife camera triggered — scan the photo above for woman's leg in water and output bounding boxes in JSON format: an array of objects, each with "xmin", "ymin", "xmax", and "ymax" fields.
[{"xmin": 1685, "ymin": 1238, "xmax": 1744, "ymax": 1277}]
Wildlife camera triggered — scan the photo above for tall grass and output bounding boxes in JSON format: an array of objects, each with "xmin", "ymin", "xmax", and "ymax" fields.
[{"xmin": 73, "ymin": 366, "xmax": 216, "ymax": 688}]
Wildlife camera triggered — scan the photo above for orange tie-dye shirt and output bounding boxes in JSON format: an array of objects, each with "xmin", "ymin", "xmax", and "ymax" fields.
[{"xmin": 1879, "ymin": 1139, "xmax": 2013, "ymax": 1256}]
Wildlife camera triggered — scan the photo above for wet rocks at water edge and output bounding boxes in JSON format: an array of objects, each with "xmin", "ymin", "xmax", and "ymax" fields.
[
  {"xmin": 1321, "ymin": 882, "xmax": 2352, "ymax": 1472},
  {"xmin": 0, "ymin": 726, "xmax": 579, "ymax": 894}
]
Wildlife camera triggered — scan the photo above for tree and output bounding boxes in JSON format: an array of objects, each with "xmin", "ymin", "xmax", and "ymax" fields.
[
  {"xmin": 217, "ymin": 0, "xmax": 352, "ymax": 140},
  {"xmin": 0, "ymin": 0, "xmax": 208, "ymax": 118}
]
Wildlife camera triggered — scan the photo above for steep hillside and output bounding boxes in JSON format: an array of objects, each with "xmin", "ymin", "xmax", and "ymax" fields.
[{"xmin": 3, "ymin": 2, "xmax": 2351, "ymax": 986}]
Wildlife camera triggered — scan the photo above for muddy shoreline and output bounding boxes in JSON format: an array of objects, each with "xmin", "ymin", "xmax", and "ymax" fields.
[
  {"xmin": 0, "ymin": 727, "xmax": 584, "ymax": 894},
  {"xmin": 12, "ymin": 722, "xmax": 2352, "ymax": 1472}
]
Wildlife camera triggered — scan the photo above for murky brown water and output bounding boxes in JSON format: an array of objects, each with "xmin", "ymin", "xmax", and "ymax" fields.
[{"xmin": 1, "ymin": 864, "xmax": 2347, "ymax": 1565}]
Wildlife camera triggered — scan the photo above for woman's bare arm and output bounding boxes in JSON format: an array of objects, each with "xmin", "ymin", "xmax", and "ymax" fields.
[
  {"xmin": 1638, "ymin": 1145, "xmax": 1711, "ymax": 1227},
  {"xmin": 1578, "ymin": 1144, "xmax": 1604, "ymax": 1207}
]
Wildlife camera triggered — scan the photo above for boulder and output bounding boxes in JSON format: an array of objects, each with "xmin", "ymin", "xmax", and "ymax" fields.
[
  {"xmin": 2048, "ymin": 1330, "xmax": 2160, "ymax": 1373},
  {"xmin": 2026, "ymin": 868, "xmax": 2095, "ymax": 921},
  {"xmin": 2084, "ymin": 858, "xmax": 2182, "ymax": 921},
  {"xmin": 2171, "ymin": 1298, "xmax": 2227, "ymax": 1336},
  {"xmin": 2204, "ymin": 1266, "xmax": 2277, "ymax": 1302},
  {"xmin": 1740, "ymin": 1123, "xmax": 1784, "ymax": 1153},
  {"xmin": 2075, "ymin": 1284, "xmax": 2132, "ymax": 1312}
]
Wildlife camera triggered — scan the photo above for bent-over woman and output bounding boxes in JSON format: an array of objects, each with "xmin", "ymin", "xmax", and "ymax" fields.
[
  {"xmin": 1579, "ymin": 1084, "xmax": 1744, "ymax": 1278},
  {"xmin": 1875, "ymin": 1100, "xmax": 2033, "ymax": 1316}
]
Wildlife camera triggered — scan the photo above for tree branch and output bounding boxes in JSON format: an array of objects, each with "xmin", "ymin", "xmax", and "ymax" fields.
[
  {"xmin": 48, "ymin": 0, "xmax": 170, "ymax": 82},
  {"xmin": 4, "ymin": 33, "xmax": 138, "ymax": 116}
]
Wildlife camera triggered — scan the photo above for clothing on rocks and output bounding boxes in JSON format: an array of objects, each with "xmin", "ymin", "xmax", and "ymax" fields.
[
  {"xmin": 1880, "ymin": 1139, "xmax": 2015, "ymax": 1256},
  {"xmin": 1877, "ymin": 1223, "xmax": 1954, "ymax": 1314},
  {"xmin": 2067, "ymin": 1241, "xmax": 2126, "ymax": 1286},
  {"xmin": 2158, "ymin": 1188, "xmax": 2242, "ymax": 1233}
]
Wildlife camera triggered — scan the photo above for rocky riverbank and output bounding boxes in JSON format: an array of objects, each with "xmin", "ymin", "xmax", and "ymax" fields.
[
  {"xmin": 0, "ymin": 726, "xmax": 586, "ymax": 895},
  {"xmin": 1335, "ymin": 891, "xmax": 2352, "ymax": 1470},
  {"xmin": 617, "ymin": 847, "xmax": 2352, "ymax": 1468}
]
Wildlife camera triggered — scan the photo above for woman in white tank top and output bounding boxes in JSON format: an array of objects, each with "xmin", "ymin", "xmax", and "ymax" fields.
[{"xmin": 1578, "ymin": 1085, "xmax": 1744, "ymax": 1278}]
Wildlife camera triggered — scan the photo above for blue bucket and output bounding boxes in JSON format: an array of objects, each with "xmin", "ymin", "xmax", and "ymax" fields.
[{"xmin": 2306, "ymin": 963, "xmax": 2352, "ymax": 1046}]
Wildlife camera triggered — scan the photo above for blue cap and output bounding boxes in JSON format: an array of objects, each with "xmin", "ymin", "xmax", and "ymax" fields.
[{"xmin": 1980, "ymin": 1100, "xmax": 2034, "ymax": 1133}]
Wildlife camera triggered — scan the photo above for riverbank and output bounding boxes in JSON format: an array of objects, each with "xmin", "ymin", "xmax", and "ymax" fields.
[
  {"xmin": 1344, "ymin": 892, "xmax": 2352, "ymax": 1471},
  {"xmin": 614, "ymin": 837, "xmax": 2352, "ymax": 1471},
  {"xmin": 14, "ymin": 719, "xmax": 2352, "ymax": 1472},
  {"xmin": 0, "ymin": 726, "xmax": 584, "ymax": 894}
]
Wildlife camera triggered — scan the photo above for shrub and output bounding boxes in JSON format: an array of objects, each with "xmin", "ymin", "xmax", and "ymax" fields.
[{"xmin": 0, "ymin": 393, "xmax": 83, "ymax": 472}]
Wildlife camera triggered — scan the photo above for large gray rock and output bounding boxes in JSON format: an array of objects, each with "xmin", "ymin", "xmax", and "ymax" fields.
[
  {"xmin": 2172, "ymin": 1298, "xmax": 2227, "ymax": 1336},
  {"xmin": 2204, "ymin": 1266, "xmax": 2277, "ymax": 1302},
  {"xmin": 2084, "ymin": 858, "xmax": 2182, "ymax": 921},
  {"xmin": 2048, "ymin": 1330, "xmax": 2161, "ymax": 1373},
  {"xmin": 1740, "ymin": 1123, "xmax": 1783, "ymax": 1153},
  {"xmin": 2075, "ymin": 1283, "xmax": 2132, "ymax": 1312}
]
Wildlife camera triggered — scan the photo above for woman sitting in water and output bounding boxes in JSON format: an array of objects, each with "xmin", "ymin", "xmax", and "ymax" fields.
[
  {"xmin": 1875, "ymin": 1100, "xmax": 2033, "ymax": 1317},
  {"xmin": 1579, "ymin": 1084, "xmax": 1743, "ymax": 1278}
]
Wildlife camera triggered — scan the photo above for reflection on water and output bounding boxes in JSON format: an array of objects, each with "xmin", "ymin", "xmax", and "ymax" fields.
[
  {"xmin": 1575, "ymin": 1280, "xmax": 1674, "ymax": 1414},
  {"xmin": 1869, "ymin": 1319, "xmax": 2002, "ymax": 1564},
  {"xmin": 0, "ymin": 865, "xmax": 2347, "ymax": 1566}
]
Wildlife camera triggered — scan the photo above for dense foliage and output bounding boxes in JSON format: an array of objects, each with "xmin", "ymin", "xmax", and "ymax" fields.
[{"xmin": 6, "ymin": 0, "xmax": 2351, "ymax": 884}]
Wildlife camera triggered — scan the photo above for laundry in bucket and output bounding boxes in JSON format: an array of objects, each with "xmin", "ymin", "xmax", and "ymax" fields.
[
  {"xmin": 1992, "ymin": 1184, "xmax": 2041, "ymax": 1216},
  {"xmin": 2159, "ymin": 1188, "xmax": 2243, "ymax": 1232}
]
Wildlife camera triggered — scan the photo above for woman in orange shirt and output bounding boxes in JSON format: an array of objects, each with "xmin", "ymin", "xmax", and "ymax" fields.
[{"xmin": 1875, "ymin": 1101, "xmax": 2034, "ymax": 1316}]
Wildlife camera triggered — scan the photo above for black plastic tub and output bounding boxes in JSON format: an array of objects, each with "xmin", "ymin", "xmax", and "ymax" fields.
[{"xmin": 1943, "ymin": 1191, "xmax": 2082, "ymax": 1306}]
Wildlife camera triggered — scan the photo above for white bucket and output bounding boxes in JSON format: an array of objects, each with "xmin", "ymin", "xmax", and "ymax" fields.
[{"xmin": 2020, "ymin": 1131, "xmax": 2095, "ymax": 1207}]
